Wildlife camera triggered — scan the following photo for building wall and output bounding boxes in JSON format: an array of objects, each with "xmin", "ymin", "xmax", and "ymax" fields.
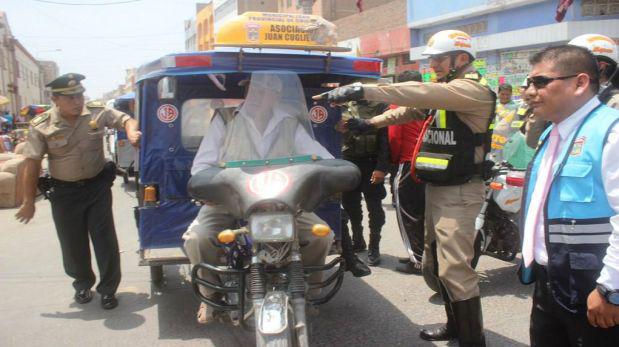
[
  {"xmin": 14, "ymin": 41, "xmax": 42, "ymax": 108},
  {"xmin": 334, "ymin": 0, "xmax": 407, "ymax": 41},
  {"xmin": 407, "ymin": 0, "xmax": 619, "ymax": 92},
  {"xmin": 214, "ymin": 0, "xmax": 239, "ymax": 33},
  {"xmin": 184, "ymin": 19, "xmax": 197, "ymax": 52},
  {"xmin": 238, "ymin": 0, "xmax": 278, "ymax": 14},
  {"xmin": 0, "ymin": 11, "xmax": 17, "ymax": 114},
  {"xmin": 196, "ymin": 2, "xmax": 215, "ymax": 51},
  {"xmin": 38, "ymin": 61, "xmax": 58, "ymax": 104},
  {"xmin": 212, "ymin": 0, "xmax": 277, "ymax": 41},
  {"xmin": 123, "ymin": 68, "xmax": 136, "ymax": 94},
  {"xmin": 277, "ymin": 0, "xmax": 390, "ymax": 19},
  {"xmin": 278, "ymin": 0, "xmax": 324, "ymax": 15},
  {"xmin": 0, "ymin": 12, "xmax": 55, "ymax": 114}
]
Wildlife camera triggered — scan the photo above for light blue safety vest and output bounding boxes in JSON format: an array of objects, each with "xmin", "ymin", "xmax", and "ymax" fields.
[{"xmin": 521, "ymin": 104, "xmax": 619, "ymax": 313}]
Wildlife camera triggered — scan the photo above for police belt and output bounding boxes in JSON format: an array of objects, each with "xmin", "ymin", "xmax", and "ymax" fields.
[{"xmin": 50, "ymin": 162, "xmax": 114, "ymax": 188}]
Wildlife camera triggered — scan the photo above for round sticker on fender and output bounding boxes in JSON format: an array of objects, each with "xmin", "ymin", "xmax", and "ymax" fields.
[
  {"xmin": 309, "ymin": 105, "xmax": 328, "ymax": 124},
  {"xmin": 157, "ymin": 104, "xmax": 178, "ymax": 123},
  {"xmin": 249, "ymin": 170, "xmax": 290, "ymax": 198}
]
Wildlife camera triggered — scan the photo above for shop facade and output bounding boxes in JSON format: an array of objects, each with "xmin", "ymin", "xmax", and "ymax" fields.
[{"xmin": 407, "ymin": 0, "xmax": 619, "ymax": 96}]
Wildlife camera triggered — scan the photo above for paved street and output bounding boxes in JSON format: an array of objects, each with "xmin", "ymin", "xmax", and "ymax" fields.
[{"xmin": 0, "ymin": 179, "xmax": 531, "ymax": 346}]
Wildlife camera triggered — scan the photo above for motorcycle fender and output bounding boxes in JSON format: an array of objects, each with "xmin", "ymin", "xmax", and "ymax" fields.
[{"xmin": 258, "ymin": 291, "xmax": 289, "ymax": 335}]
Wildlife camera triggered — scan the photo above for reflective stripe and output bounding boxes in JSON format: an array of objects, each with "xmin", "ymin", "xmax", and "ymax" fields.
[
  {"xmin": 549, "ymin": 233, "xmax": 611, "ymax": 244},
  {"xmin": 517, "ymin": 107, "xmax": 527, "ymax": 116},
  {"xmin": 415, "ymin": 156, "xmax": 448, "ymax": 170},
  {"xmin": 549, "ymin": 223, "xmax": 612, "ymax": 235},
  {"xmin": 511, "ymin": 120, "xmax": 524, "ymax": 128},
  {"xmin": 488, "ymin": 122, "xmax": 495, "ymax": 130},
  {"xmin": 437, "ymin": 110, "xmax": 447, "ymax": 129}
]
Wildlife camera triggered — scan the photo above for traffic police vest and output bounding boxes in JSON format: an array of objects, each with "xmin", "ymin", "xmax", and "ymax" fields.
[
  {"xmin": 522, "ymin": 104, "xmax": 619, "ymax": 313},
  {"xmin": 342, "ymin": 101, "xmax": 387, "ymax": 158},
  {"xmin": 414, "ymin": 72, "xmax": 495, "ymax": 185}
]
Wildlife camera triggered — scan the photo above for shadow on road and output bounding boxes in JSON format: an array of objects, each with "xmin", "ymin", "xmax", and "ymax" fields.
[
  {"xmin": 145, "ymin": 263, "xmax": 528, "ymax": 346},
  {"xmin": 40, "ymin": 292, "xmax": 154, "ymax": 331},
  {"xmin": 478, "ymin": 260, "xmax": 532, "ymax": 300}
]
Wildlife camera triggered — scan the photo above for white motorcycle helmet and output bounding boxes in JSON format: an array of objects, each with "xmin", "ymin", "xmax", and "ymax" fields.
[
  {"xmin": 568, "ymin": 34, "xmax": 618, "ymax": 64},
  {"xmin": 422, "ymin": 30, "xmax": 476, "ymax": 58}
]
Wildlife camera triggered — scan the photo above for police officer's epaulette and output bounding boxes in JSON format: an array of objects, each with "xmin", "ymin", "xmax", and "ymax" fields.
[
  {"xmin": 86, "ymin": 100, "xmax": 105, "ymax": 108},
  {"xmin": 30, "ymin": 113, "xmax": 49, "ymax": 127}
]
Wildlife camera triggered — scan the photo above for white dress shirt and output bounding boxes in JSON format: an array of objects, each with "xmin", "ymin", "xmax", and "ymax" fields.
[
  {"xmin": 191, "ymin": 111, "xmax": 334, "ymax": 175},
  {"xmin": 525, "ymin": 97, "xmax": 619, "ymax": 289}
]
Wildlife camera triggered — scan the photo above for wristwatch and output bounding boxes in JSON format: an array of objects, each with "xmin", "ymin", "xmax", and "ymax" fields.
[{"xmin": 597, "ymin": 284, "xmax": 619, "ymax": 306}]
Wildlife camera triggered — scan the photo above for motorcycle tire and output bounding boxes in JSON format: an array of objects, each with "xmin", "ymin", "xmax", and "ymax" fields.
[{"xmin": 472, "ymin": 232, "xmax": 482, "ymax": 269}]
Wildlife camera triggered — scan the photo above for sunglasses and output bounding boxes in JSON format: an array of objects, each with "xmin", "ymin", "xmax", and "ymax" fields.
[{"xmin": 525, "ymin": 74, "xmax": 578, "ymax": 89}]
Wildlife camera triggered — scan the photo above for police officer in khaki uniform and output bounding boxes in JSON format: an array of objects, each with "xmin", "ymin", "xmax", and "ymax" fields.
[
  {"xmin": 15, "ymin": 73, "xmax": 141, "ymax": 310},
  {"xmin": 314, "ymin": 30, "xmax": 494, "ymax": 347}
]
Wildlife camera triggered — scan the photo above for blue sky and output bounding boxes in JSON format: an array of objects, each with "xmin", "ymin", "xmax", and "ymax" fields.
[{"xmin": 2, "ymin": 0, "xmax": 200, "ymax": 99}]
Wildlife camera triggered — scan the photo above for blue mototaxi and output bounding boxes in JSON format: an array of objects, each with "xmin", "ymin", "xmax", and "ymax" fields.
[
  {"xmin": 111, "ymin": 92, "xmax": 137, "ymax": 184},
  {"xmin": 135, "ymin": 47, "xmax": 382, "ymax": 282}
]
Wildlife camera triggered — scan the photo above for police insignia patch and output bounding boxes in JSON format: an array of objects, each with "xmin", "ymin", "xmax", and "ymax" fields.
[
  {"xmin": 570, "ymin": 136, "xmax": 586, "ymax": 156},
  {"xmin": 30, "ymin": 113, "xmax": 49, "ymax": 126},
  {"xmin": 86, "ymin": 100, "xmax": 105, "ymax": 108}
]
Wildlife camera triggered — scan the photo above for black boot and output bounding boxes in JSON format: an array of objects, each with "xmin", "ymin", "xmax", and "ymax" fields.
[
  {"xmin": 395, "ymin": 259, "xmax": 422, "ymax": 275},
  {"xmin": 451, "ymin": 297, "xmax": 486, "ymax": 347},
  {"xmin": 351, "ymin": 224, "xmax": 366, "ymax": 252},
  {"xmin": 367, "ymin": 232, "xmax": 381, "ymax": 266},
  {"xmin": 419, "ymin": 303, "xmax": 457, "ymax": 341},
  {"xmin": 420, "ymin": 284, "xmax": 458, "ymax": 341},
  {"xmin": 341, "ymin": 227, "xmax": 371, "ymax": 277}
]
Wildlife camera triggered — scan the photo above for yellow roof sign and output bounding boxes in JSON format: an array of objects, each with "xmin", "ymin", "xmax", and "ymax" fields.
[{"xmin": 215, "ymin": 12, "xmax": 350, "ymax": 52}]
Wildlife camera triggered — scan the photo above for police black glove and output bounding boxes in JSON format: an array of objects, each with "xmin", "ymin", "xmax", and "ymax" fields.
[
  {"xmin": 314, "ymin": 84, "xmax": 364, "ymax": 104},
  {"xmin": 346, "ymin": 118, "xmax": 375, "ymax": 134}
]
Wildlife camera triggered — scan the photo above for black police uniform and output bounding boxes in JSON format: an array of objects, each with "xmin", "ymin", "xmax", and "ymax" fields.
[{"xmin": 341, "ymin": 101, "xmax": 390, "ymax": 262}]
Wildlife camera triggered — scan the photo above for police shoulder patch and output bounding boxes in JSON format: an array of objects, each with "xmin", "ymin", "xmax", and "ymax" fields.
[
  {"xmin": 30, "ymin": 112, "xmax": 50, "ymax": 127},
  {"xmin": 86, "ymin": 100, "xmax": 105, "ymax": 108}
]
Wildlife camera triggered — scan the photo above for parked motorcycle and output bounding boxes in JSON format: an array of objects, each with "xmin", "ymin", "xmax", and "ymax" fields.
[
  {"xmin": 187, "ymin": 156, "xmax": 360, "ymax": 347},
  {"xmin": 475, "ymin": 162, "xmax": 524, "ymax": 262}
]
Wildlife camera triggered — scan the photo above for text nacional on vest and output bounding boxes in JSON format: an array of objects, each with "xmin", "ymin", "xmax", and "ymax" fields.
[{"xmin": 422, "ymin": 128, "xmax": 457, "ymax": 146}]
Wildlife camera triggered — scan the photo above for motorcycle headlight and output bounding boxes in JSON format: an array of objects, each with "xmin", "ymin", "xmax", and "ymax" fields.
[{"xmin": 249, "ymin": 212, "xmax": 294, "ymax": 242}]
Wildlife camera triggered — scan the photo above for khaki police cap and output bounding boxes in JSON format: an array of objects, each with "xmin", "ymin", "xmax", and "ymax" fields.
[{"xmin": 46, "ymin": 73, "xmax": 86, "ymax": 95}]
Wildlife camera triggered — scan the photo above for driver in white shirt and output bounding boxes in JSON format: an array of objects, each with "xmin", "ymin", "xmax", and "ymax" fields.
[{"xmin": 184, "ymin": 71, "xmax": 334, "ymax": 324}]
